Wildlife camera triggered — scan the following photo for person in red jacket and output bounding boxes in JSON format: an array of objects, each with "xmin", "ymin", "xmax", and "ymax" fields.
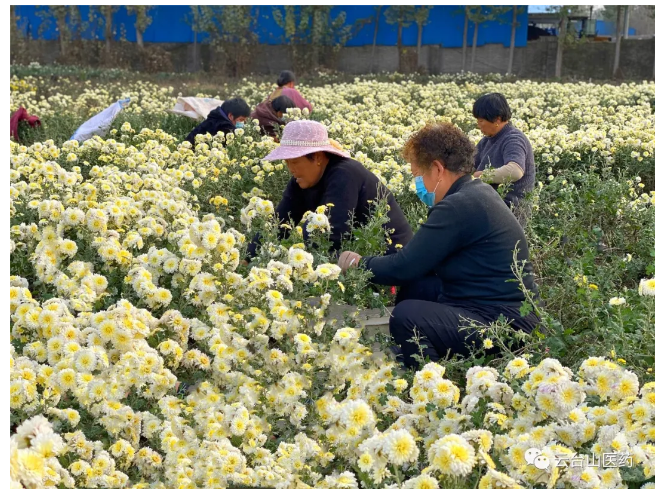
[
  {"xmin": 10, "ymin": 107, "xmax": 41, "ymax": 143},
  {"xmin": 267, "ymin": 71, "xmax": 313, "ymax": 113}
]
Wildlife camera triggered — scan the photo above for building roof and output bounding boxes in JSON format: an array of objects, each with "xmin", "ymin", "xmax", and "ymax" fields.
[{"xmin": 528, "ymin": 12, "xmax": 589, "ymax": 25}]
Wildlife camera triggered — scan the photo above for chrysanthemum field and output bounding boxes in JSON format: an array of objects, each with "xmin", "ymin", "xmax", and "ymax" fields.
[{"xmin": 10, "ymin": 69, "xmax": 655, "ymax": 489}]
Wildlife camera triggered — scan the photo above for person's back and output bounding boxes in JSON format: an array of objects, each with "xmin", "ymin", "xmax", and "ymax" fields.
[
  {"xmin": 365, "ymin": 175, "xmax": 536, "ymax": 305},
  {"xmin": 430, "ymin": 176, "xmax": 536, "ymax": 305}
]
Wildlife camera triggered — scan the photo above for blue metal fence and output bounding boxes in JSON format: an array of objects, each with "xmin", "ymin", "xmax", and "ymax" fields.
[{"xmin": 14, "ymin": 5, "xmax": 529, "ymax": 48}]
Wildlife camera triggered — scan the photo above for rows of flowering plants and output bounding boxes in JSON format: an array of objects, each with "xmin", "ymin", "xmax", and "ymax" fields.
[{"xmin": 10, "ymin": 72, "xmax": 654, "ymax": 488}]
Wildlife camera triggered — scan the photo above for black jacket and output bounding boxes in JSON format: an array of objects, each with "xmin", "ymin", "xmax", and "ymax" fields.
[
  {"xmin": 363, "ymin": 175, "xmax": 538, "ymax": 307},
  {"xmin": 186, "ymin": 107, "xmax": 236, "ymax": 145},
  {"xmin": 249, "ymin": 156, "xmax": 413, "ymax": 255}
]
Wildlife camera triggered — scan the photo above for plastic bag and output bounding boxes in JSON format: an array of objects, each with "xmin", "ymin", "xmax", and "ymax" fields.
[
  {"xmin": 70, "ymin": 98, "xmax": 131, "ymax": 142},
  {"xmin": 170, "ymin": 97, "xmax": 224, "ymax": 120}
]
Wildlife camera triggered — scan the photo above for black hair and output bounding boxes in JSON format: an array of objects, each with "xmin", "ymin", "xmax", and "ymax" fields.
[
  {"xmin": 472, "ymin": 93, "xmax": 512, "ymax": 123},
  {"xmin": 403, "ymin": 122, "xmax": 476, "ymax": 174},
  {"xmin": 221, "ymin": 98, "xmax": 251, "ymax": 118},
  {"xmin": 277, "ymin": 70, "xmax": 296, "ymax": 87},
  {"xmin": 304, "ymin": 152, "xmax": 342, "ymax": 163},
  {"xmin": 271, "ymin": 95, "xmax": 296, "ymax": 114}
]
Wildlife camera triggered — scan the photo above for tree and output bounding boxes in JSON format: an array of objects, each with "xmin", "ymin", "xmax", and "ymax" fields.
[
  {"xmin": 216, "ymin": 6, "xmax": 259, "ymax": 76},
  {"xmin": 10, "ymin": 6, "xmax": 26, "ymax": 64},
  {"xmin": 555, "ymin": 9, "xmax": 567, "ymax": 78},
  {"xmin": 33, "ymin": 6, "xmax": 83, "ymax": 60},
  {"xmin": 462, "ymin": 7, "xmax": 470, "ymax": 71},
  {"xmin": 508, "ymin": 6, "xmax": 526, "ymax": 75},
  {"xmin": 384, "ymin": 6, "xmax": 416, "ymax": 73},
  {"xmin": 414, "ymin": 6, "xmax": 432, "ymax": 71},
  {"xmin": 371, "ymin": 6, "xmax": 383, "ymax": 73},
  {"xmin": 127, "ymin": 6, "xmax": 153, "ymax": 50},
  {"xmin": 272, "ymin": 6, "xmax": 360, "ymax": 73},
  {"xmin": 183, "ymin": 6, "xmax": 210, "ymax": 72},
  {"xmin": 613, "ymin": 6, "xmax": 625, "ymax": 78},
  {"xmin": 467, "ymin": 6, "xmax": 511, "ymax": 72},
  {"xmin": 307, "ymin": 6, "xmax": 354, "ymax": 70},
  {"xmin": 49, "ymin": 6, "xmax": 70, "ymax": 57},
  {"xmin": 548, "ymin": 6, "xmax": 589, "ymax": 78},
  {"xmin": 97, "ymin": 6, "xmax": 119, "ymax": 56}
]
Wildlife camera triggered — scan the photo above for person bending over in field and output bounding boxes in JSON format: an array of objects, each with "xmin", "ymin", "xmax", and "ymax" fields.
[
  {"xmin": 247, "ymin": 120, "xmax": 413, "ymax": 258},
  {"xmin": 266, "ymin": 70, "xmax": 313, "ymax": 113},
  {"xmin": 251, "ymin": 95, "xmax": 296, "ymax": 141},
  {"xmin": 338, "ymin": 122, "xmax": 540, "ymax": 368},
  {"xmin": 185, "ymin": 97, "xmax": 251, "ymax": 146}
]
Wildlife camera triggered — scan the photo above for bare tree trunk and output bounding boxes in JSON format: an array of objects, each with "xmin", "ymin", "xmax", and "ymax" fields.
[
  {"xmin": 470, "ymin": 22, "xmax": 479, "ymax": 72},
  {"xmin": 136, "ymin": 28, "xmax": 144, "ymax": 49},
  {"xmin": 417, "ymin": 23, "xmax": 423, "ymax": 70},
  {"xmin": 312, "ymin": 10, "xmax": 320, "ymax": 70},
  {"xmin": 104, "ymin": 10, "xmax": 113, "ymax": 56},
  {"xmin": 397, "ymin": 22, "xmax": 403, "ymax": 73},
  {"xmin": 371, "ymin": 7, "xmax": 381, "ymax": 73},
  {"xmin": 193, "ymin": 30, "xmax": 198, "ymax": 72},
  {"xmin": 57, "ymin": 18, "xmax": 67, "ymax": 57},
  {"xmin": 613, "ymin": 6, "xmax": 624, "ymax": 78},
  {"xmin": 462, "ymin": 9, "xmax": 468, "ymax": 71},
  {"xmin": 624, "ymin": 5, "xmax": 630, "ymax": 37},
  {"xmin": 508, "ymin": 6, "xmax": 517, "ymax": 74},
  {"xmin": 555, "ymin": 12, "xmax": 567, "ymax": 78}
]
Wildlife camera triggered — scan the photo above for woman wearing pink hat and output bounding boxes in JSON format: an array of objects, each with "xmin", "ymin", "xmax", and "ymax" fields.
[{"xmin": 248, "ymin": 120, "xmax": 413, "ymax": 255}]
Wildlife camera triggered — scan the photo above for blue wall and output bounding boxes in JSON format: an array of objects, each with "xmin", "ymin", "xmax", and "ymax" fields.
[
  {"xmin": 595, "ymin": 20, "xmax": 636, "ymax": 36},
  {"xmin": 14, "ymin": 5, "xmax": 529, "ymax": 48}
]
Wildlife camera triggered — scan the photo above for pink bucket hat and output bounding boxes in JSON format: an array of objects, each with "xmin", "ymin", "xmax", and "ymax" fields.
[{"xmin": 263, "ymin": 120, "xmax": 350, "ymax": 161}]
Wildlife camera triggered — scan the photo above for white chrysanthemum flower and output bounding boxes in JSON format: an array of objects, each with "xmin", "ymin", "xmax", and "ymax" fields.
[
  {"xmin": 639, "ymin": 277, "xmax": 655, "ymax": 296},
  {"xmin": 428, "ymin": 434, "xmax": 476, "ymax": 477},
  {"xmin": 383, "ymin": 429, "xmax": 419, "ymax": 465},
  {"xmin": 403, "ymin": 474, "xmax": 440, "ymax": 489}
]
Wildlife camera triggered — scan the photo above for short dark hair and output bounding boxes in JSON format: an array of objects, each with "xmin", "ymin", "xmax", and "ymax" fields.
[
  {"xmin": 472, "ymin": 93, "xmax": 512, "ymax": 123},
  {"xmin": 304, "ymin": 152, "xmax": 341, "ymax": 163},
  {"xmin": 221, "ymin": 98, "xmax": 251, "ymax": 118},
  {"xmin": 402, "ymin": 122, "xmax": 476, "ymax": 174},
  {"xmin": 272, "ymin": 95, "xmax": 296, "ymax": 113},
  {"xmin": 277, "ymin": 70, "xmax": 296, "ymax": 87}
]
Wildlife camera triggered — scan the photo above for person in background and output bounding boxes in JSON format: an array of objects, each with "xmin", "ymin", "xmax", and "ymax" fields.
[
  {"xmin": 472, "ymin": 93, "xmax": 535, "ymax": 228},
  {"xmin": 267, "ymin": 70, "xmax": 313, "ymax": 113},
  {"xmin": 248, "ymin": 120, "xmax": 413, "ymax": 257},
  {"xmin": 251, "ymin": 95, "xmax": 296, "ymax": 140},
  {"xmin": 338, "ymin": 122, "xmax": 539, "ymax": 369},
  {"xmin": 186, "ymin": 98, "xmax": 251, "ymax": 145}
]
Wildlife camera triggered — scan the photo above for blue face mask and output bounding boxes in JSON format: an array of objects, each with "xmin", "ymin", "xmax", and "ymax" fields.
[
  {"xmin": 235, "ymin": 121, "xmax": 245, "ymax": 129},
  {"xmin": 415, "ymin": 176, "xmax": 440, "ymax": 207}
]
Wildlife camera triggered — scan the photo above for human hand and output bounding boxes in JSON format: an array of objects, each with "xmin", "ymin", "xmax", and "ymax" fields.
[
  {"xmin": 473, "ymin": 170, "xmax": 483, "ymax": 178},
  {"xmin": 242, "ymin": 260, "xmax": 249, "ymax": 266},
  {"xmin": 338, "ymin": 251, "xmax": 362, "ymax": 273}
]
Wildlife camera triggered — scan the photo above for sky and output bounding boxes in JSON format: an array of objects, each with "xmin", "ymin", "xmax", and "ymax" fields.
[
  {"xmin": 528, "ymin": 5, "xmax": 605, "ymax": 14},
  {"xmin": 528, "ymin": 5, "xmax": 554, "ymax": 13}
]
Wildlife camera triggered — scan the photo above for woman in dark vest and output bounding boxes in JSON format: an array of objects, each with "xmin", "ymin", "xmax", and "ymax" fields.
[
  {"xmin": 339, "ymin": 122, "xmax": 539, "ymax": 368},
  {"xmin": 472, "ymin": 93, "xmax": 536, "ymax": 228}
]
